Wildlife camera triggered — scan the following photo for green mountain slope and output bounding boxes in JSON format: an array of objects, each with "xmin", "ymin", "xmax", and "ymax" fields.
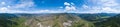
[
  {"xmin": 95, "ymin": 14, "xmax": 120, "ymax": 27},
  {"xmin": 25, "ymin": 13, "xmax": 94, "ymax": 27},
  {"xmin": 1, "ymin": 13, "xmax": 120, "ymax": 27},
  {"xmin": 0, "ymin": 13, "xmax": 27, "ymax": 27}
]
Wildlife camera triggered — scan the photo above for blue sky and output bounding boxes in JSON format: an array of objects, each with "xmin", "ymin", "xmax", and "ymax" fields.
[{"xmin": 0, "ymin": 0, "xmax": 120, "ymax": 13}]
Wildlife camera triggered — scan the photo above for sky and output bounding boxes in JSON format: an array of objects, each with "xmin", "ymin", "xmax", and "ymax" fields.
[{"xmin": 0, "ymin": 0, "xmax": 120, "ymax": 13}]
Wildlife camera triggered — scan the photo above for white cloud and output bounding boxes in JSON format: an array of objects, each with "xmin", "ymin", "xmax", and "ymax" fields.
[
  {"xmin": 0, "ymin": 0, "xmax": 119, "ymax": 13},
  {"xmin": 0, "ymin": 7, "xmax": 64, "ymax": 13},
  {"xmin": 82, "ymin": 4, "xmax": 89, "ymax": 9},
  {"xmin": 71, "ymin": 2, "xmax": 74, "ymax": 5},
  {"xmin": 65, "ymin": 6, "xmax": 71, "ymax": 10},
  {"xmin": 0, "ymin": 1, "xmax": 75, "ymax": 13},
  {"xmin": 59, "ymin": 6, "xmax": 63, "ymax": 8},
  {"xmin": 99, "ymin": 0, "xmax": 120, "ymax": 13},
  {"xmin": 102, "ymin": 7, "xmax": 120, "ymax": 13},
  {"xmin": 27, "ymin": 2, "xmax": 77, "ymax": 13},
  {"xmin": 65, "ymin": 6, "xmax": 76, "ymax": 11},
  {"xmin": 0, "ymin": 7, "xmax": 23, "ymax": 13},
  {"xmin": 71, "ymin": 6, "xmax": 76, "ymax": 10},
  {"xmin": 82, "ymin": 0, "xmax": 120, "ymax": 13},
  {"xmin": 64, "ymin": 2, "xmax": 76, "ymax": 11},
  {"xmin": 0, "ymin": 7, "xmax": 8, "ymax": 11},
  {"xmin": 7, "ymin": 6, "xmax": 10, "ymax": 8},
  {"xmin": 11, "ymin": 1, "xmax": 34, "ymax": 9},
  {"xmin": 64, "ymin": 2, "xmax": 70, "ymax": 6},
  {"xmin": 0, "ymin": 0, "xmax": 37, "ymax": 13},
  {"xmin": 100, "ymin": 0, "xmax": 119, "ymax": 7},
  {"xmin": 38, "ymin": 10, "xmax": 49, "ymax": 12},
  {"xmin": 1, "ymin": 2, "xmax": 5, "ymax": 5},
  {"xmin": 31, "ymin": 10, "xmax": 64, "ymax": 13}
]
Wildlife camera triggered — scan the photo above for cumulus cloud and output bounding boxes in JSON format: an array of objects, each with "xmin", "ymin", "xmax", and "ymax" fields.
[
  {"xmin": 81, "ymin": 0, "xmax": 120, "ymax": 13},
  {"xmin": 30, "ymin": 2, "xmax": 77, "ymax": 13},
  {"xmin": 82, "ymin": 4, "xmax": 89, "ymax": 9},
  {"xmin": 13, "ymin": 2, "xmax": 34, "ymax": 8},
  {"xmin": 0, "ymin": 7, "xmax": 27, "ymax": 13},
  {"xmin": 64, "ymin": 2, "xmax": 76, "ymax": 11},
  {"xmin": 99, "ymin": 0, "xmax": 120, "ymax": 13},
  {"xmin": 0, "ymin": 0, "xmax": 65, "ymax": 13},
  {"xmin": 71, "ymin": 2, "xmax": 74, "ymax": 5},
  {"xmin": 64, "ymin": 2, "xmax": 70, "ymax": 6},
  {"xmin": 101, "ymin": 7, "xmax": 120, "ymax": 13},
  {"xmin": 0, "ymin": 7, "xmax": 8, "ymax": 12},
  {"xmin": 0, "ymin": 0, "xmax": 120, "ymax": 13},
  {"xmin": 100, "ymin": 0, "xmax": 119, "ymax": 7},
  {"xmin": 0, "ymin": 0, "xmax": 35, "ymax": 13}
]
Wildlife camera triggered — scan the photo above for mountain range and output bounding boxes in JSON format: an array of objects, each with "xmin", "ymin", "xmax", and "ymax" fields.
[{"xmin": 0, "ymin": 13, "xmax": 120, "ymax": 27}]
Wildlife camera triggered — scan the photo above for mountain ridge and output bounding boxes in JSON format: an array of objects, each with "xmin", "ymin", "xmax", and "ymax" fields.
[{"xmin": 0, "ymin": 13, "xmax": 120, "ymax": 27}]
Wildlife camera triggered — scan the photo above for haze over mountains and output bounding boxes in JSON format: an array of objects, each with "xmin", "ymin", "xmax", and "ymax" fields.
[{"xmin": 0, "ymin": 13, "xmax": 120, "ymax": 27}]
